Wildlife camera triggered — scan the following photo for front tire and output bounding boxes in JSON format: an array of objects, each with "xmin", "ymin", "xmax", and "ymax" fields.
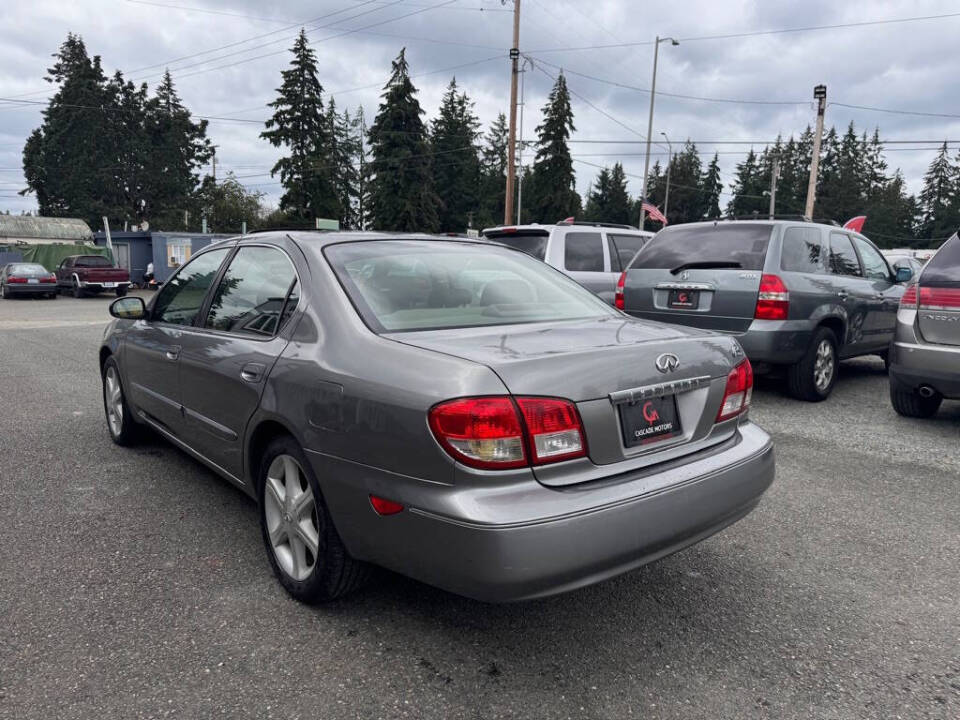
[
  {"xmin": 258, "ymin": 436, "xmax": 368, "ymax": 603},
  {"xmin": 890, "ymin": 386, "xmax": 942, "ymax": 418},
  {"xmin": 0, "ymin": 283, "xmax": 7, "ymax": 299},
  {"xmin": 787, "ymin": 327, "xmax": 838, "ymax": 401},
  {"xmin": 102, "ymin": 357, "xmax": 139, "ymax": 446}
]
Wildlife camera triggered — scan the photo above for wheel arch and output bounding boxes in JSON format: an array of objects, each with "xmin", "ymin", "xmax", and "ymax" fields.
[
  {"xmin": 816, "ymin": 315, "xmax": 845, "ymax": 345},
  {"xmin": 245, "ymin": 417, "xmax": 302, "ymax": 493}
]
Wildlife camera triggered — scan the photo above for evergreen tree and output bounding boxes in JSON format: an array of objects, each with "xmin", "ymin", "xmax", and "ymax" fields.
[
  {"xmin": 105, "ymin": 72, "xmax": 150, "ymax": 225},
  {"xmin": 584, "ymin": 167, "xmax": 612, "ymax": 221},
  {"xmin": 431, "ymin": 78, "xmax": 481, "ymax": 231},
  {"xmin": 726, "ymin": 149, "xmax": 766, "ymax": 217},
  {"xmin": 700, "ymin": 153, "xmax": 723, "ymax": 219},
  {"xmin": 528, "ymin": 73, "xmax": 581, "ymax": 222},
  {"xmin": 325, "ymin": 98, "xmax": 361, "ymax": 229},
  {"xmin": 196, "ymin": 172, "xmax": 265, "ymax": 232},
  {"xmin": 917, "ymin": 142, "xmax": 960, "ymax": 239},
  {"xmin": 353, "ymin": 105, "xmax": 371, "ymax": 230},
  {"xmin": 661, "ymin": 142, "xmax": 703, "ymax": 225},
  {"xmin": 639, "ymin": 160, "xmax": 665, "ymax": 230},
  {"xmin": 260, "ymin": 29, "xmax": 337, "ymax": 222},
  {"xmin": 477, "ymin": 112, "xmax": 508, "ymax": 227},
  {"xmin": 606, "ymin": 163, "xmax": 632, "ymax": 224},
  {"xmin": 367, "ymin": 49, "xmax": 440, "ymax": 231}
]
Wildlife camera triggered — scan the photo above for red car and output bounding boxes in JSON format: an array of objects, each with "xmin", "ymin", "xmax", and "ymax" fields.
[{"xmin": 56, "ymin": 255, "xmax": 131, "ymax": 297}]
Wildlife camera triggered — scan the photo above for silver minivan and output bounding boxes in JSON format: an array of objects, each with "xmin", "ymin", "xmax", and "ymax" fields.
[{"xmin": 482, "ymin": 221, "xmax": 654, "ymax": 305}]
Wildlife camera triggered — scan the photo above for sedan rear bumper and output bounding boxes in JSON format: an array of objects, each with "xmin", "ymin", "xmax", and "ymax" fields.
[
  {"xmin": 312, "ymin": 422, "xmax": 774, "ymax": 602},
  {"xmin": 4, "ymin": 283, "xmax": 56, "ymax": 294}
]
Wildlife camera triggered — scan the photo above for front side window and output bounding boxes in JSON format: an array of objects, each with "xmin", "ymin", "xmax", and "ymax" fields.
[
  {"xmin": 829, "ymin": 233, "xmax": 862, "ymax": 277},
  {"xmin": 563, "ymin": 232, "xmax": 604, "ymax": 272},
  {"xmin": 325, "ymin": 240, "xmax": 616, "ymax": 333},
  {"xmin": 608, "ymin": 233, "xmax": 649, "ymax": 272},
  {"xmin": 204, "ymin": 246, "xmax": 298, "ymax": 337},
  {"xmin": 152, "ymin": 248, "xmax": 230, "ymax": 325},
  {"xmin": 853, "ymin": 236, "xmax": 891, "ymax": 282},
  {"xmin": 780, "ymin": 227, "xmax": 826, "ymax": 273}
]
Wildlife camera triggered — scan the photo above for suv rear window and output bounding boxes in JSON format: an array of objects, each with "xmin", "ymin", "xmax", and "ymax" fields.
[
  {"xmin": 780, "ymin": 227, "xmax": 826, "ymax": 273},
  {"xmin": 483, "ymin": 231, "xmax": 548, "ymax": 260},
  {"xmin": 920, "ymin": 234, "xmax": 960, "ymax": 286},
  {"xmin": 632, "ymin": 224, "xmax": 772, "ymax": 271}
]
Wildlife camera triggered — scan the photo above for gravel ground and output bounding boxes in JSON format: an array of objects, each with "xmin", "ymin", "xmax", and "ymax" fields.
[{"xmin": 0, "ymin": 292, "xmax": 957, "ymax": 720}]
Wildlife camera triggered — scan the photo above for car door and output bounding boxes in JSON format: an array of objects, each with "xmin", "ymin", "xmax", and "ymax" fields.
[
  {"xmin": 123, "ymin": 247, "xmax": 231, "ymax": 433},
  {"xmin": 852, "ymin": 235, "xmax": 901, "ymax": 350},
  {"xmin": 177, "ymin": 243, "xmax": 301, "ymax": 479},
  {"xmin": 827, "ymin": 232, "xmax": 871, "ymax": 357},
  {"xmin": 560, "ymin": 230, "xmax": 611, "ymax": 301}
]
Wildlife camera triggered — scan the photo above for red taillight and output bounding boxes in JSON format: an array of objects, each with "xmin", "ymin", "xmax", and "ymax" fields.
[
  {"xmin": 614, "ymin": 271, "xmax": 626, "ymax": 310},
  {"xmin": 900, "ymin": 284, "xmax": 918, "ymax": 307},
  {"xmin": 918, "ymin": 287, "xmax": 960, "ymax": 309},
  {"xmin": 428, "ymin": 396, "xmax": 586, "ymax": 470},
  {"xmin": 716, "ymin": 359, "xmax": 754, "ymax": 422},
  {"xmin": 41, "ymin": 275, "xmax": 56, "ymax": 283},
  {"xmin": 7, "ymin": 277, "xmax": 27, "ymax": 284},
  {"xmin": 369, "ymin": 495, "xmax": 404, "ymax": 516},
  {"xmin": 515, "ymin": 397, "xmax": 587, "ymax": 464},
  {"xmin": 754, "ymin": 274, "xmax": 789, "ymax": 320}
]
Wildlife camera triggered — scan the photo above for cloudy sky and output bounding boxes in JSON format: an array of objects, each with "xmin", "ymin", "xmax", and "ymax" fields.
[{"xmin": 2, "ymin": 0, "xmax": 960, "ymax": 222}]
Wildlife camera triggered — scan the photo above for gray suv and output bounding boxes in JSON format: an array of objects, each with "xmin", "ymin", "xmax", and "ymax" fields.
[
  {"xmin": 619, "ymin": 220, "xmax": 910, "ymax": 401},
  {"xmin": 888, "ymin": 232, "xmax": 960, "ymax": 417}
]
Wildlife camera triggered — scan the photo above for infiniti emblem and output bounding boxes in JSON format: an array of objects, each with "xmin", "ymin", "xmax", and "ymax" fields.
[{"xmin": 655, "ymin": 353, "xmax": 680, "ymax": 373}]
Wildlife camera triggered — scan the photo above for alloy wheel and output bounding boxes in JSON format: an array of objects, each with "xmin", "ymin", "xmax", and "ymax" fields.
[
  {"xmin": 104, "ymin": 366, "xmax": 124, "ymax": 437},
  {"xmin": 263, "ymin": 454, "xmax": 320, "ymax": 582},
  {"xmin": 813, "ymin": 339, "xmax": 835, "ymax": 392}
]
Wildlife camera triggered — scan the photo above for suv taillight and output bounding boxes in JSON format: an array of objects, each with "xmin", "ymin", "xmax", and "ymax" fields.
[
  {"xmin": 428, "ymin": 396, "xmax": 586, "ymax": 470},
  {"xmin": 615, "ymin": 271, "xmax": 626, "ymax": 310},
  {"xmin": 754, "ymin": 274, "xmax": 789, "ymax": 320},
  {"xmin": 918, "ymin": 287, "xmax": 960, "ymax": 309},
  {"xmin": 716, "ymin": 359, "xmax": 754, "ymax": 422},
  {"xmin": 900, "ymin": 284, "xmax": 918, "ymax": 307}
]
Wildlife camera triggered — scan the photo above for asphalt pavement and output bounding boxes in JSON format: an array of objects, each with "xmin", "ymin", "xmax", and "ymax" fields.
[{"xmin": 1, "ymin": 292, "xmax": 957, "ymax": 720}]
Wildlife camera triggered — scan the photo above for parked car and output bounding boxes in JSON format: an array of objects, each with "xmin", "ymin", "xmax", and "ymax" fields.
[
  {"xmin": 56, "ymin": 255, "xmax": 131, "ymax": 297},
  {"xmin": 888, "ymin": 232, "xmax": 960, "ymax": 417},
  {"xmin": 100, "ymin": 231, "xmax": 774, "ymax": 603},
  {"xmin": 0, "ymin": 262, "xmax": 58, "ymax": 299},
  {"xmin": 481, "ymin": 221, "xmax": 654, "ymax": 305},
  {"xmin": 618, "ymin": 220, "xmax": 909, "ymax": 401}
]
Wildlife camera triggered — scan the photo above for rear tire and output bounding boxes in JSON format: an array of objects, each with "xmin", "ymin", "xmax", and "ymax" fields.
[
  {"xmin": 48, "ymin": 292, "xmax": 57, "ymax": 299},
  {"xmin": 258, "ymin": 436, "xmax": 369, "ymax": 603},
  {"xmin": 72, "ymin": 279, "xmax": 84, "ymax": 298},
  {"xmin": 787, "ymin": 326, "xmax": 838, "ymax": 402},
  {"xmin": 890, "ymin": 386, "xmax": 942, "ymax": 418},
  {"xmin": 116, "ymin": 286, "xmax": 127, "ymax": 297},
  {"xmin": 0, "ymin": 284, "xmax": 7, "ymax": 299}
]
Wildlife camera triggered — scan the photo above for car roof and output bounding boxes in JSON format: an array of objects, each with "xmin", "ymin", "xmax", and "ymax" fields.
[
  {"xmin": 238, "ymin": 230, "xmax": 500, "ymax": 249},
  {"xmin": 482, "ymin": 223, "xmax": 650, "ymax": 234}
]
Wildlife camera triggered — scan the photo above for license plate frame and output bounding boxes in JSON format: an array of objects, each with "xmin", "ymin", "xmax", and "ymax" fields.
[
  {"xmin": 618, "ymin": 394, "xmax": 683, "ymax": 448},
  {"xmin": 102, "ymin": 282, "xmax": 116, "ymax": 288},
  {"xmin": 27, "ymin": 278, "xmax": 39, "ymax": 284},
  {"xmin": 668, "ymin": 288, "xmax": 699, "ymax": 309}
]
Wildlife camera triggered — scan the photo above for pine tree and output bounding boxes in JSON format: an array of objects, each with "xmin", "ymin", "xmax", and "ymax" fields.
[
  {"xmin": 917, "ymin": 142, "xmax": 960, "ymax": 239},
  {"xmin": 662, "ymin": 142, "xmax": 703, "ymax": 225},
  {"xmin": 367, "ymin": 49, "xmax": 440, "ymax": 231},
  {"xmin": 726, "ymin": 149, "xmax": 765, "ymax": 217},
  {"xmin": 584, "ymin": 167, "xmax": 612, "ymax": 221},
  {"xmin": 260, "ymin": 29, "xmax": 337, "ymax": 223},
  {"xmin": 325, "ymin": 98, "xmax": 361, "ymax": 229},
  {"xmin": 640, "ymin": 160, "xmax": 665, "ymax": 230},
  {"xmin": 700, "ymin": 153, "xmax": 723, "ymax": 219},
  {"xmin": 528, "ymin": 73, "xmax": 581, "ymax": 222},
  {"xmin": 477, "ymin": 112, "xmax": 508, "ymax": 227},
  {"xmin": 606, "ymin": 163, "xmax": 632, "ymax": 224},
  {"xmin": 353, "ymin": 105, "xmax": 371, "ymax": 230},
  {"xmin": 431, "ymin": 78, "xmax": 481, "ymax": 232}
]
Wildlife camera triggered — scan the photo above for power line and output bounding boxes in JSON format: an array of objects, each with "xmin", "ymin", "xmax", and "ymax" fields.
[{"xmin": 831, "ymin": 102, "xmax": 960, "ymax": 121}]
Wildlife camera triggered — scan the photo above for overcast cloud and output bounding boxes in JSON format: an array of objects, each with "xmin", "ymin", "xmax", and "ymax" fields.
[{"xmin": 2, "ymin": 0, "xmax": 960, "ymax": 220}]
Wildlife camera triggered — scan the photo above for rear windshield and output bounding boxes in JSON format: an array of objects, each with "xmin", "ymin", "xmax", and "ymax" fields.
[
  {"xmin": 324, "ymin": 241, "xmax": 616, "ymax": 333},
  {"xmin": 74, "ymin": 256, "xmax": 112, "ymax": 268},
  {"xmin": 920, "ymin": 234, "xmax": 960, "ymax": 286},
  {"xmin": 482, "ymin": 231, "xmax": 549, "ymax": 260},
  {"xmin": 8, "ymin": 264, "xmax": 48, "ymax": 277},
  {"xmin": 631, "ymin": 224, "xmax": 772, "ymax": 272}
]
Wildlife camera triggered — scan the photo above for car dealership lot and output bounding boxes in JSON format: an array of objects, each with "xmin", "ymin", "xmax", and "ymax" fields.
[{"xmin": 1, "ymin": 294, "xmax": 957, "ymax": 720}]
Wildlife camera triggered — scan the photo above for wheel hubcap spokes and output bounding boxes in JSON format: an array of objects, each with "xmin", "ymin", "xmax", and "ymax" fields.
[
  {"xmin": 104, "ymin": 368, "xmax": 123, "ymax": 435},
  {"xmin": 264, "ymin": 454, "xmax": 320, "ymax": 581},
  {"xmin": 814, "ymin": 340, "xmax": 834, "ymax": 391}
]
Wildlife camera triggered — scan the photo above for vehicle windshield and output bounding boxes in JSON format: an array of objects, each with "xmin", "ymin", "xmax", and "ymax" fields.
[
  {"xmin": 324, "ymin": 240, "xmax": 617, "ymax": 333},
  {"xmin": 8, "ymin": 264, "xmax": 48, "ymax": 277},
  {"xmin": 632, "ymin": 224, "xmax": 773, "ymax": 271},
  {"xmin": 74, "ymin": 256, "xmax": 112, "ymax": 268}
]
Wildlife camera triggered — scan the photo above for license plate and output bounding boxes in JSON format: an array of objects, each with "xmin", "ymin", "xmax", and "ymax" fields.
[
  {"xmin": 619, "ymin": 395, "xmax": 682, "ymax": 447},
  {"xmin": 102, "ymin": 282, "xmax": 116, "ymax": 288},
  {"xmin": 28, "ymin": 278, "xmax": 39, "ymax": 284},
  {"xmin": 668, "ymin": 289, "xmax": 699, "ymax": 309}
]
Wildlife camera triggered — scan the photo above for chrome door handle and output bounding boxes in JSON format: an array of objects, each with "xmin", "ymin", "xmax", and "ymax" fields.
[
  {"xmin": 240, "ymin": 362, "xmax": 266, "ymax": 383},
  {"xmin": 164, "ymin": 346, "xmax": 181, "ymax": 361}
]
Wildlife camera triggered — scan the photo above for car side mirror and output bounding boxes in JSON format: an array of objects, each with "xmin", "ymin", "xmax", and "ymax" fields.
[
  {"xmin": 895, "ymin": 266, "xmax": 913, "ymax": 283},
  {"xmin": 110, "ymin": 296, "xmax": 146, "ymax": 320}
]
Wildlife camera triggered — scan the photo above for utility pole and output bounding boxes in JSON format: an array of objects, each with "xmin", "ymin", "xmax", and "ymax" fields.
[
  {"xmin": 211, "ymin": 145, "xmax": 219, "ymax": 182},
  {"xmin": 769, "ymin": 155, "xmax": 781, "ymax": 219},
  {"xmin": 804, "ymin": 85, "xmax": 827, "ymax": 220},
  {"xmin": 661, "ymin": 132, "xmax": 673, "ymax": 220},
  {"xmin": 504, "ymin": 0, "xmax": 521, "ymax": 225},
  {"xmin": 639, "ymin": 37, "xmax": 678, "ymax": 229}
]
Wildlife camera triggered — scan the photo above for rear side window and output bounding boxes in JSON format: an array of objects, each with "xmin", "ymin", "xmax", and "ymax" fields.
[
  {"xmin": 780, "ymin": 227, "xmax": 826, "ymax": 273},
  {"xmin": 852, "ymin": 236, "xmax": 891, "ymax": 281},
  {"xmin": 204, "ymin": 246, "xmax": 298, "ymax": 336},
  {"xmin": 632, "ymin": 224, "xmax": 772, "ymax": 271},
  {"xmin": 484, "ymin": 232, "xmax": 548, "ymax": 260},
  {"xmin": 829, "ymin": 233, "xmax": 862, "ymax": 277},
  {"xmin": 920, "ymin": 234, "xmax": 960, "ymax": 286},
  {"xmin": 563, "ymin": 232, "xmax": 604, "ymax": 272},
  {"xmin": 608, "ymin": 233, "xmax": 648, "ymax": 272}
]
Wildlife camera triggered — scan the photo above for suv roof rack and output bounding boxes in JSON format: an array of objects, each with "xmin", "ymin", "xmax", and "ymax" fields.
[
  {"xmin": 556, "ymin": 220, "xmax": 638, "ymax": 229},
  {"xmin": 725, "ymin": 214, "xmax": 840, "ymax": 225}
]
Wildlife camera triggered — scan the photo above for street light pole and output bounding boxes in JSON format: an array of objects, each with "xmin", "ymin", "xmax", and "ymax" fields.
[
  {"xmin": 639, "ymin": 37, "xmax": 678, "ymax": 230},
  {"xmin": 660, "ymin": 132, "xmax": 672, "ymax": 220},
  {"xmin": 804, "ymin": 84, "xmax": 827, "ymax": 220},
  {"xmin": 504, "ymin": 0, "xmax": 521, "ymax": 225}
]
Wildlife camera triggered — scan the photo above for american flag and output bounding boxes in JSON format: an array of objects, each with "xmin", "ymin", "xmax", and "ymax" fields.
[{"xmin": 642, "ymin": 202, "xmax": 668, "ymax": 225}]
